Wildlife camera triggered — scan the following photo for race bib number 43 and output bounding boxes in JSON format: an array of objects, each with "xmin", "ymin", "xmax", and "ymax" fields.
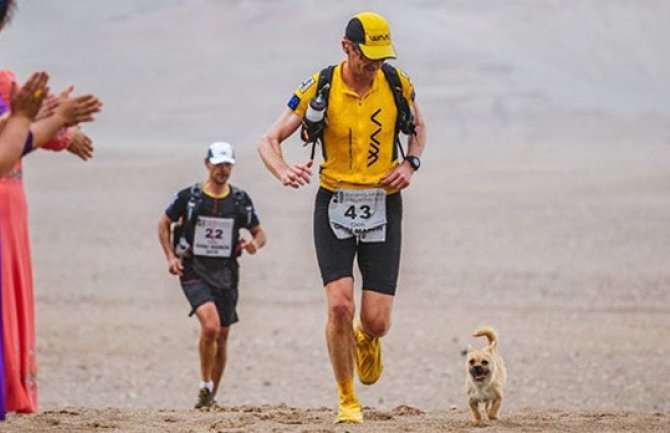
[
  {"xmin": 328, "ymin": 188, "xmax": 387, "ymax": 242},
  {"xmin": 193, "ymin": 216, "xmax": 234, "ymax": 257}
]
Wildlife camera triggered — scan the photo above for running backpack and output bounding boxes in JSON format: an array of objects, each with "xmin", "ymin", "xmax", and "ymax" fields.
[
  {"xmin": 303, "ymin": 63, "xmax": 416, "ymax": 160},
  {"xmin": 172, "ymin": 183, "xmax": 251, "ymax": 257}
]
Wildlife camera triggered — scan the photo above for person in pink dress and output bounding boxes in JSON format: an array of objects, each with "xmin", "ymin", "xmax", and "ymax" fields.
[
  {"xmin": 0, "ymin": 66, "xmax": 102, "ymax": 417},
  {"xmin": 0, "ymin": 0, "xmax": 53, "ymax": 420}
]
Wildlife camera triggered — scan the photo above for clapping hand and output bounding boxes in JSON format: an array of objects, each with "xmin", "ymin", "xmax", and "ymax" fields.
[
  {"xmin": 10, "ymin": 71, "xmax": 49, "ymax": 120},
  {"xmin": 66, "ymin": 128, "xmax": 94, "ymax": 161},
  {"xmin": 54, "ymin": 85, "xmax": 103, "ymax": 127}
]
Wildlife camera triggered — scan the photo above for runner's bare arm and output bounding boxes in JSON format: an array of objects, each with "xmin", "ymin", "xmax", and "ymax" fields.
[
  {"xmin": 379, "ymin": 101, "xmax": 427, "ymax": 190},
  {"xmin": 406, "ymin": 101, "xmax": 426, "ymax": 159},
  {"xmin": 157, "ymin": 214, "xmax": 183, "ymax": 276},
  {"xmin": 239, "ymin": 225, "xmax": 267, "ymax": 255},
  {"xmin": 258, "ymin": 107, "xmax": 313, "ymax": 189}
]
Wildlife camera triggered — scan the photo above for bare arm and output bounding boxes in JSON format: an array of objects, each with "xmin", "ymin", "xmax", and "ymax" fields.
[
  {"xmin": 0, "ymin": 112, "xmax": 8, "ymax": 130},
  {"xmin": 406, "ymin": 100, "xmax": 427, "ymax": 159},
  {"xmin": 379, "ymin": 100, "xmax": 427, "ymax": 190},
  {"xmin": 30, "ymin": 86, "xmax": 102, "ymax": 148},
  {"xmin": 157, "ymin": 214, "xmax": 183, "ymax": 276},
  {"xmin": 0, "ymin": 115, "xmax": 31, "ymax": 174},
  {"xmin": 0, "ymin": 72, "xmax": 49, "ymax": 175},
  {"xmin": 239, "ymin": 225, "xmax": 267, "ymax": 255},
  {"xmin": 258, "ymin": 107, "xmax": 313, "ymax": 188}
]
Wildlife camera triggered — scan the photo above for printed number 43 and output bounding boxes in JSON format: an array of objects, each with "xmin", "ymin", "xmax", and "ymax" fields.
[{"xmin": 344, "ymin": 205, "xmax": 372, "ymax": 220}]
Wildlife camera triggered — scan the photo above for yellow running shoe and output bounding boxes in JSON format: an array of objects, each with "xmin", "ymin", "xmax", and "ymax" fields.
[
  {"xmin": 354, "ymin": 324, "xmax": 383, "ymax": 385},
  {"xmin": 334, "ymin": 398, "xmax": 363, "ymax": 424}
]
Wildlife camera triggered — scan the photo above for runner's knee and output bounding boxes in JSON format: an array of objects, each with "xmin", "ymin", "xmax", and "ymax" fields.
[
  {"xmin": 201, "ymin": 323, "xmax": 221, "ymax": 341},
  {"xmin": 326, "ymin": 278, "xmax": 355, "ymax": 324},
  {"xmin": 329, "ymin": 300, "xmax": 354, "ymax": 325},
  {"xmin": 361, "ymin": 315, "xmax": 390, "ymax": 337}
]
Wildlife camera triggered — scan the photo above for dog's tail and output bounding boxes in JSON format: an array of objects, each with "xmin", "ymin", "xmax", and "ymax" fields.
[{"xmin": 473, "ymin": 326, "xmax": 498, "ymax": 351}]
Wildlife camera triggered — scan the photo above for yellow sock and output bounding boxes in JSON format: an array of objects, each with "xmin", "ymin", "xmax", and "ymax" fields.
[
  {"xmin": 337, "ymin": 379, "xmax": 357, "ymax": 403},
  {"xmin": 335, "ymin": 379, "xmax": 363, "ymax": 424}
]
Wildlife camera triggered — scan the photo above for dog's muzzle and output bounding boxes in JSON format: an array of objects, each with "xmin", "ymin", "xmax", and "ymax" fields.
[{"xmin": 470, "ymin": 365, "xmax": 488, "ymax": 382}]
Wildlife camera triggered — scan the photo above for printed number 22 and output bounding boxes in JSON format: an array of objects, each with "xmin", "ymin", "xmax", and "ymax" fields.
[
  {"xmin": 205, "ymin": 228, "xmax": 224, "ymax": 239},
  {"xmin": 344, "ymin": 205, "xmax": 371, "ymax": 220}
]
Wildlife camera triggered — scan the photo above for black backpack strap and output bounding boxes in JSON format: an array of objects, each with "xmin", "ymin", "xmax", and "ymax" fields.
[
  {"xmin": 230, "ymin": 185, "xmax": 254, "ymax": 228},
  {"xmin": 305, "ymin": 64, "xmax": 414, "ymax": 162},
  {"xmin": 183, "ymin": 182, "xmax": 203, "ymax": 240},
  {"xmin": 186, "ymin": 182, "xmax": 202, "ymax": 222},
  {"xmin": 382, "ymin": 64, "xmax": 416, "ymax": 161},
  {"xmin": 173, "ymin": 182, "xmax": 203, "ymax": 255},
  {"xmin": 306, "ymin": 65, "xmax": 335, "ymax": 160},
  {"xmin": 317, "ymin": 65, "xmax": 335, "ymax": 104}
]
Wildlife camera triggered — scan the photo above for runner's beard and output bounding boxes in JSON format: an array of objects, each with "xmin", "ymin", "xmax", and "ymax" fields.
[{"xmin": 211, "ymin": 172, "xmax": 228, "ymax": 186}]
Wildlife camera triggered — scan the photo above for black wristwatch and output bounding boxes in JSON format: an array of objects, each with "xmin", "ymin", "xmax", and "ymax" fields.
[{"xmin": 405, "ymin": 155, "xmax": 421, "ymax": 171}]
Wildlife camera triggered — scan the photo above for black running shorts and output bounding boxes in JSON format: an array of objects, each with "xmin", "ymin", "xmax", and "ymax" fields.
[
  {"xmin": 181, "ymin": 280, "xmax": 239, "ymax": 326},
  {"xmin": 313, "ymin": 187, "xmax": 402, "ymax": 295}
]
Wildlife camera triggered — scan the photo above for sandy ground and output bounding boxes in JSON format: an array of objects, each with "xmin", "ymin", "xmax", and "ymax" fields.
[
  {"xmin": 2, "ymin": 407, "xmax": 669, "ymax": 433},
  {"xmin": 1, "ymin": 0, "xmax": 669, "ymax": 431}
]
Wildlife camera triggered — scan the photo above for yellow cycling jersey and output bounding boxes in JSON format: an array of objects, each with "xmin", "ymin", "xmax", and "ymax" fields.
[{"xmin": 289, "ymin": 62, "xmax": 415, "ymax": 192}]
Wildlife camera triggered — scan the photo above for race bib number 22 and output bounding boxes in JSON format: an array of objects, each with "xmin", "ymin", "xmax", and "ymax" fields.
[{"xmin": 193, "ymin": 216, "xmax": 234, "ymax": 257}]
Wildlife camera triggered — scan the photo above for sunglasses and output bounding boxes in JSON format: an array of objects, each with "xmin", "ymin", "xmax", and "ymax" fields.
[{"xmin": 352, "ymin": 44, "xmax": 385, "ymax": 64}]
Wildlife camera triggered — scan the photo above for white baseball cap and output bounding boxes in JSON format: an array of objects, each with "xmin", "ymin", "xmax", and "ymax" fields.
[{"xmin": 207, "ymin": 141, "xmax": 236, "ymax": 165}]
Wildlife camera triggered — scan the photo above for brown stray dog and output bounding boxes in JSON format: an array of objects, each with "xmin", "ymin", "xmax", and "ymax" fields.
[{"xmin": 464, "ymin": 326, "xmax": 506, "ymax": 425}]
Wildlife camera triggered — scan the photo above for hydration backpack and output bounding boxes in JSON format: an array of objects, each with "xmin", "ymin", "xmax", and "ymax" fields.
[
  {"xmin": 303, "ymin": 63, "xmax": 416, "ymax": 160},
  {"xmin": 172, "ymin": 183, "xmax": 252, "ymax": 257}
]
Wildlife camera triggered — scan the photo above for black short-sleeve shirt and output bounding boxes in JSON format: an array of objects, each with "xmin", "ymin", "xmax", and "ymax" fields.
[{"xmin": 165, "ymin": 183, "xmax": 260, "ymax": 289}]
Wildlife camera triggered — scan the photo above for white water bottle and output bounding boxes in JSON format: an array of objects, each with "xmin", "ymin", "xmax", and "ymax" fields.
[{"xmin": 305, "ymin": 84, "xmax": 329, "ymax": 123}]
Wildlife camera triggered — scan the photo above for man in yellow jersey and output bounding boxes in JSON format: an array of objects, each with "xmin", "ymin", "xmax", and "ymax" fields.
[
  {"xmin": 158, "ymin": 142, "xmax": 266, "ymax": 409},
  {"xmin": 258, "ymin": 12, "xmax": 426, "ymax": 424}
]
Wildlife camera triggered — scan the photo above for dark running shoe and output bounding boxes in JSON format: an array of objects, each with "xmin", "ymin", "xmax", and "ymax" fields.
[{"xmin": 194, "ymin": 387, "xmax": 213, "ymax": 409}]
